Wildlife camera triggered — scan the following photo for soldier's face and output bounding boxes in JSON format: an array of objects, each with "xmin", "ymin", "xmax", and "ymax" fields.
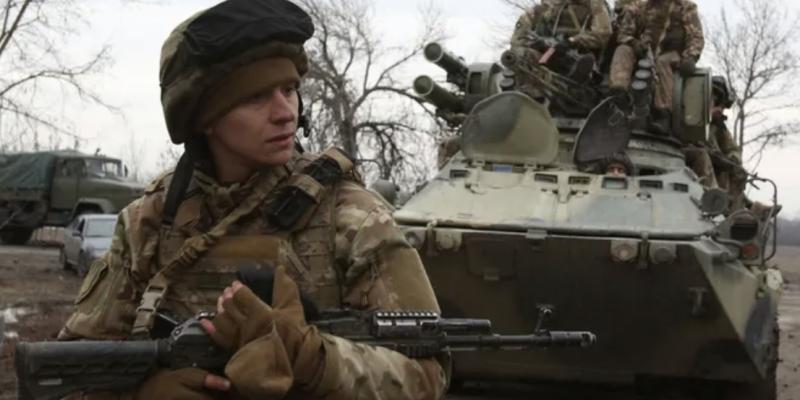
[
  {"xmin": 606, "ymin": 162, "xmax": 628, "ymax": 176},
  {"xmin": 206, "ymin": 79, "xmax": 300, "ymax": 168}
]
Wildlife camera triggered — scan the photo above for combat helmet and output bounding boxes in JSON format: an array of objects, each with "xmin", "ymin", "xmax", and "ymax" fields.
[
  {"xmin": 711, "ymin": 75, "xmax": 735, "ymax": 109},
  {"xmin": 159, "ymin": 0, "xmax": 314, "ymax": 145}
]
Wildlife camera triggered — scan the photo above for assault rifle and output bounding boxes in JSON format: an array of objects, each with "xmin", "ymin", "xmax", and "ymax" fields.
[
  {"xmin": 16, "ymin": 269, "xmax": 596, "ymax": 399},
  {"xmin": 523, "ymin": 31, "xmax": 582, "ymax": 68},
  {"xmin": 16, "ymin": 310, "xmax": 596, "ymax": 400}
]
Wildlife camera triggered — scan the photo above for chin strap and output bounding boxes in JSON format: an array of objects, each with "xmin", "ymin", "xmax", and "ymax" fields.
[{"xmin": 298, "ymin": 95, "xmax": 312, "ymax": 137}]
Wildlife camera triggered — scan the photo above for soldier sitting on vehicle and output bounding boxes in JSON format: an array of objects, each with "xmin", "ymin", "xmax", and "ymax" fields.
[
  {"xmin": 608, "ymin": 0, "xmax": 704, "ymax": 134},
  {"xmin": 707, "ymin": 77, "xmax": 746, "ymax": 206},
  {"xmin": 600, "ymin": 0, "xmax": 643, "ymax": 71},
  {"xmin": 509, "ymin": 0, "xmax": 612, "ymax": 87}
]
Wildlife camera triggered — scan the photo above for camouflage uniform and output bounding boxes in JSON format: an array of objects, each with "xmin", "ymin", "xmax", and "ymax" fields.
[
  {"xmin": 510, "ymin": 0, "xmax": 612, "ymax": 54},
  {"xmin": 602, "ymin": 0, "xmax": 643, "ymax": 72},
  {"xmin": 684, "ymin": 147, "xmax": 718, "ymax": 187},
  {"xmin": 60, "ymin": 1, "xmax": 448, "ymax": 398},
  {"xmin": 609, "ymin": 0, "xmax": 704, "ymax": 111},
  {"xmin": 684, "ymin": 116, "xmax": 743, "ymax": 196},
  {"xmin": 60, "ymin": 150, "xmax": 449, "ymax": 399},
  {"xmin": 709, "ymin": 117, "xmax": 747, "ymax": 210},
  {"xmin": 509, "ymin": 0, "xmax": 611, "ymax": 90}
]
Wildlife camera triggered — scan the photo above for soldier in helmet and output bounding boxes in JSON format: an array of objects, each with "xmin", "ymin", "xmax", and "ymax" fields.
[
  {"xmin": 58, "ymin": 1, "xmax": 449, "ymax": 399},
  {"xmin": 608, "ymin": 0, "xmax": 704, "ymax": 133},
  {"xmin": 509, "ymin": 0, "xmax": 612, "ymax": 85},
  {"xmin": 707, "ymin": 76, "xmax": 749, "ymax": 210}
]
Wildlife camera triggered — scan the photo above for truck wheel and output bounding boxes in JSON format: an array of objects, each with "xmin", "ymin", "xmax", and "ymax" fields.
[
  {"xmin": 0, "ymin": 228, "xmax": 34, "ymax": 245},
  {"xmin": 77, "ymin": 251, "xmax": 91, "ymax": 277}
]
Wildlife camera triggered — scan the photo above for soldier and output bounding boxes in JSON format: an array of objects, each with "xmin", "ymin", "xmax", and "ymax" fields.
[
  {"xmin": 708, "ymin": 77, "xmax": 744, "ymax": 198},
  {"xmin": 608, "ymin": 0, "xmax": 704, "ymax": 133},
  {"xmin": 509, "ymin": 0, "xmax": 612, "ymax": 84},
  {"xmin": 598, "ymin": 153, "xmax": 636, "ymax": 176},
  {"xmin": 600, "ymin": 0, "xmax": 643, "ymax": 73},
  {"xmin": 58, "ymin": 1, "xmax": 449, "ymax": 399}
]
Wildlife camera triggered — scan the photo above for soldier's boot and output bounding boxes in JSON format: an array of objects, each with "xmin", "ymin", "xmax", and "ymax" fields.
[
  {"xmin": 649, "ymin": 108, "xmax": 672, "ymax": 135},
  {"xmin": 568, "ymin": 54, "xmax": 595, "ymax": 83}
]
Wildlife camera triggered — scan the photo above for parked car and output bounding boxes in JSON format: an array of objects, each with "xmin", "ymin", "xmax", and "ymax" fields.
[{"xmin": 63, "ymin": 214, "xmax": 117, "ymax": 276}]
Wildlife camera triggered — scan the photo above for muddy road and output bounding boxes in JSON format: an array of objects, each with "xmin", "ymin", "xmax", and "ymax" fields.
[{"xmin": 1, "ymin": 245, "xmax": 799, "ymax": 399}]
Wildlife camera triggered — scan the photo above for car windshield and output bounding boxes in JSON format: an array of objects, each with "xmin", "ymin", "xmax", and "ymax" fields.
[
  {"xmin": 85, "ymin": 159, "xmax": 123, "ymax": 178},
  {"xmin": 85, "ymin": 219, "xmax": 116, "ymax": 238}
]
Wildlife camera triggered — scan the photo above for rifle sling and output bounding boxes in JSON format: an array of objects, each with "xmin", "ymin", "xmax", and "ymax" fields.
[{"xmin": 131, "ymin": 148, "xmax": 354, "ymax": 338}]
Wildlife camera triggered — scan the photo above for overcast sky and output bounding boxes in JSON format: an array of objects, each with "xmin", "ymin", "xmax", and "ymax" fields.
[{"xmin": 60, "ymin": 0, "xmax": 798, "ymax": 217}]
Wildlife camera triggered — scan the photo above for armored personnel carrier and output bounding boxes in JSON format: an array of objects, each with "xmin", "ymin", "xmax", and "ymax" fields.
[{"xmin": 395, "ymin": 43, "xmax": 783, "ymax": 399}]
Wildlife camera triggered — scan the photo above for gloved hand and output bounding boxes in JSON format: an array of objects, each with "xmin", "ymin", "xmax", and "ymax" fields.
[
  {"xmin": 267, "ymin": 266, "xmax": 326, "ymax": 390},
  {"xmin": 135, "ymin": 368, "xmax": 225, "ymax": 400},
  {"xmin": 204, "ymin": 266, "xmax": 325, "ymax": 398},
  {"xmin": 679, "ymin": 58, "xmax": 696, "ymax": 76}
]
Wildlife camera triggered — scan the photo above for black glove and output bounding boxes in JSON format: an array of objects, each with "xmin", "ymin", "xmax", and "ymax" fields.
[{"xmin": 679, "ymin": 59, "xmax": 696, "ymax": 76}]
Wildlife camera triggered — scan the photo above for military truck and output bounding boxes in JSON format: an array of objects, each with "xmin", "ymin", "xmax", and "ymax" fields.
[
  {"xmin": 0, "ymin": 151, "xmax": 144, "ymax": 245},
  {"xmin": 398, "ymin": 43, "xmax": 782, "ymax": 399}
]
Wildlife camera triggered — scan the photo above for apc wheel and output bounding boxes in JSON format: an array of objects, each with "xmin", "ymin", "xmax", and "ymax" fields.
[
  {"xmin": 0, "ymin": 228, "xmax": 34, "ymax": 245},
  {"xmin": 725, "ymin": 321, "xmax": 779, "ymax": 400}
]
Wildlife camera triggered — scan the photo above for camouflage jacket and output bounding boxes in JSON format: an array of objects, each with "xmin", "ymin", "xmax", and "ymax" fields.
[
  {"xmin": 60, "ymin": 150, "xmax": 449, "ymax": 399},
  {"xmin": 511, "ymin": 0, "xmax": 612, "ymax": 52},
  {"xmin": 617, "ymin": 0, "xmax": 704, "ymax": 60}
]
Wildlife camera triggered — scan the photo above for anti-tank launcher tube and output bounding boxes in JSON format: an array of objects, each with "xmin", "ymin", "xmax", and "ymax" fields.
[
  {"xmin": 424, "ymin": 42, "xmax": 469, "ymax": 89},
  {"xmin": 413, "ymin": 75, "xmax": 464, "ymax": 113}
]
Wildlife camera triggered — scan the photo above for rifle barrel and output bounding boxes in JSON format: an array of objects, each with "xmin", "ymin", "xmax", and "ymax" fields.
[{"xmin": 445, "ymin": 331, "xmax": 597, "ymax": 351}]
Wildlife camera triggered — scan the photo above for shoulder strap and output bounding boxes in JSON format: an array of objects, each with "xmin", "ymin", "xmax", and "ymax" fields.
[{"xmin": 265, "ymin": 147, "xmax": 354, "ymax": 231}]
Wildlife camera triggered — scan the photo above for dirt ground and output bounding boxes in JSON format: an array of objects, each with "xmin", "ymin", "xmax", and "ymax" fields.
[{"xmin": 1, "ymin": 245, "xmax": 799, "ymax": 399}]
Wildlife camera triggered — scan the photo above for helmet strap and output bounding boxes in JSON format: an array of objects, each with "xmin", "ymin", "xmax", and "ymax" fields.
[{"xmin": 161, "ymin": 138, "xmax": 203, "ymax": 228}]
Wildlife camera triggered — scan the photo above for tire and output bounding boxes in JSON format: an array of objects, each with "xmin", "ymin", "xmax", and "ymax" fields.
[
  {"xmin": 59, "ymin": 248, "xmax": 71, "ymax": 271},
  {"xmin": 77, "ymin": 251, "xmax": 92, "ymax": 277},
  {"xmin": 725, "ymin": 320, "xmax": 779, "ymax": 400},
  {"xmin": 0, "ymin": 228, "xmax": 34, "ymax": 245}
]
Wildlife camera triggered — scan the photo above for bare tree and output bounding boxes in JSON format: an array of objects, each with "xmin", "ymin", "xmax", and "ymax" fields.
[
  {"xmin": 296, "ymin": 0, "xmax": 447, "ymax": 188},
  {"xmin": 497, "ymin": 0, "xmax": 536, "ymax": 13},
  {"xmin": 0, "ymin": 0, "xmax": 126, "ymax": 152},
  {"xmin": 707, "ymin": 0, "xmax": 800, "ymax": 165}
]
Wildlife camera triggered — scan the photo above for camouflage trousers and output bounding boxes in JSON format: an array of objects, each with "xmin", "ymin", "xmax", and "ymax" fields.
[
  {"xmin": 609, "ymin": 45, "xmax": 681, "ymax": 111},
  {"xmin": 507, "ymin": 47, "xmax": 546, "ymax": 97},
  {"xmin": 684, "ymin": 147, "xmax": 718, "ymax": 188},
  {"xmin": 721, "ymin": 169, "xmax": 748, "ymax": 211}
]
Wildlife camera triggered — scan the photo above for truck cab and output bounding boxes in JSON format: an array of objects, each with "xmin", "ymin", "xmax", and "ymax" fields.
[{"xmin": 0, "ymin": 151, "xmax": 144, "ymax": 245}]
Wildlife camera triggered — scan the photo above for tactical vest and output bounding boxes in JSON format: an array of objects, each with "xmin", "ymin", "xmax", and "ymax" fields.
[
  {"xmin": 131, "ymin": 148, "xmax": 355, "ymax": 337},
  {"xmin": 541, "ymin": 2, "xmax": 593, "ymax": 37},
  {"xmin": 642, "ymin": 1, "xmax": 684, "ymax": 54},
  {"xmin": 660, "ymin": 4, "xmax": 686, "ymax": 53}
]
